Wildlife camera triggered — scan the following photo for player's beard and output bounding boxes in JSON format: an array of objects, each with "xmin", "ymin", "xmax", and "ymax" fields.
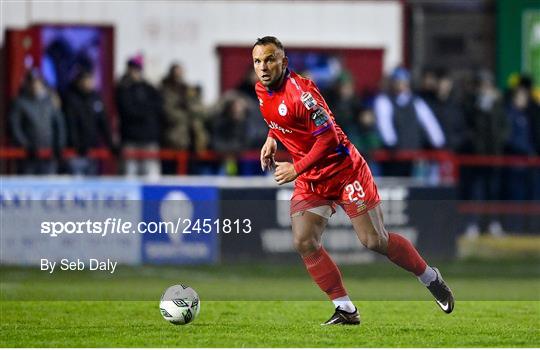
[{"xmin": 267, "ymin": 69, "xmax": 285, "ymax": 90}]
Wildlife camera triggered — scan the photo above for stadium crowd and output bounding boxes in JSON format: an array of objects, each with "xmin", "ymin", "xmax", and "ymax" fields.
[
  {"xmin": 7, "ymin": 55, "xmax": 540, "ymax": 185},
  {"xmin": 7, "ymin": 54, "xmax": 540, "ymax": 235}
]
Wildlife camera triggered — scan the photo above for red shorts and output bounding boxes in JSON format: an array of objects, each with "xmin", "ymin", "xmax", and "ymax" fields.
[{"xmin": 290, "ymin": 148, "xmax": 381, "ymax": 218}]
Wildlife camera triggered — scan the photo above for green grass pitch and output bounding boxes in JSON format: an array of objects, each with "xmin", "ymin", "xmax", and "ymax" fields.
[{"xmin": 1, "ymin": 260, "xmax": 539, "ymax": 347}]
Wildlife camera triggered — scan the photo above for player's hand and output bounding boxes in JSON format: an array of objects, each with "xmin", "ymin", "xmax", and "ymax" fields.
[
  {"xmin": 260, "ymin": 137, "xmax": 277, "ymax": 171},
  {"xmin": 274, "ymin": 161, "xmax": 298, "ymax": 185}
]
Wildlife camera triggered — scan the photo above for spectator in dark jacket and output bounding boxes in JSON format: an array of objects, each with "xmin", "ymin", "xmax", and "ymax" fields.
[
  {"xmin": 431, "ymin": 70, "xmax": 466, "ymax": 152},
  {"xmin": 502, "ymin": 84, "xmax": 538, "ymax": 231},
  {"xmin": 505, "ymin": 86, "xmax": 536, "ymax": 156},
  {"xmin": 212, "ymin": 93, "xmax": 263, "ymax": 175},
  {"xmin": 116, "ymin": 55, "xmax": 162, "ymax": 177},
  {"xmin": 515, "ymin": 75, "xmax": 540, "ymax": 156},
  {"xmin": 462, "ymin": 70, "xmax": 509, "ymax": 156},
  {"xmin": 460, "ymin": 69, "xmax": 509, "ymax": 237},
  {"xmin": 63, "ymin": 70, "xmax": 118, "ymax": 175},
  {"xmin": 503, "ymin": 86, "xmax": 536, "ymax": 201},
  {"xmin": 328, "ymin": 75, "xmax": 359, "ymax": 133},
  {"xmin": 236, "ymin": 69, "xmax": 259, "ymax": 103},
  {"xmin": 417, "ymin": 67, "xmax": 439, "ymax": 106},
  {"xmin": 9, "ymin": 70, "xmax": 66, "ymax": 174},
  {"xmin": 213, "ymin": 96, "xmax": 249, "ymax": 152},
  {"xmin": 516, "ymin": 76, "xmax": 540, "ymax": 200}
]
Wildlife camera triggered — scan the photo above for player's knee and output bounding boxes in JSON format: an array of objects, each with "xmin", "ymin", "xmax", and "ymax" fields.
[{"xmin": 293, "ymin": 236, "xmax": 320, "ymax": 256}]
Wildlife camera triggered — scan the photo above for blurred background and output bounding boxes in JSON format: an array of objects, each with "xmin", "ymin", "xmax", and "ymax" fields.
[{"xmin": 0, "ymin": 0, "xmax": 539, "ymax": 269}]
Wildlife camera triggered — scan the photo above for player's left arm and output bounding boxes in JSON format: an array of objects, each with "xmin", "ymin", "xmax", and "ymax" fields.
[{"xmin": 274, "ymin": 82, "xmax": 340, "ymax": 185}]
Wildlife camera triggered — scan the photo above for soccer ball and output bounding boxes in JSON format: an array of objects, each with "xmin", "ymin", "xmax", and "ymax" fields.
[{"xmin": 159, "ymin": 284, "xmax": 200, "ymax": 325}]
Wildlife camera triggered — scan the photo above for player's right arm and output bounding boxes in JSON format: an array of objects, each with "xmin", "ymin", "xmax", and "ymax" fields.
[{"xmin": 260, "ymin": 133, "xmax": 277, "ymax": 171}]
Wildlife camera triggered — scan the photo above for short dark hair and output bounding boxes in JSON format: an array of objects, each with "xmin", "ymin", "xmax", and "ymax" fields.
[{"xmin": 253, "ymin": 36, "xmax": 284, "ymax": 52}]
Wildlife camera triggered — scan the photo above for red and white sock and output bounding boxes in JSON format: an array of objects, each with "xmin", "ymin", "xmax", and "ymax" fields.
[
  {"xmin": 303, "ymin": 247, "xmax": 349, "ymax": 301},
  {"xmin": 386, "ymin": 232, "xmax": 433, "ymax": 281}
]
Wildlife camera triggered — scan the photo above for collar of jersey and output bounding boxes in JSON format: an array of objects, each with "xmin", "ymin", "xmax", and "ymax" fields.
[{"xmin": 266, "ymin": 69, "xmax": 291, "ymax": 96}]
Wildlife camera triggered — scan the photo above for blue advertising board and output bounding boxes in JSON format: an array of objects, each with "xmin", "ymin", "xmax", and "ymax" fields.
[{"xmin": 141, "ymin": 185, "xmax": 219, "ymax": 264}]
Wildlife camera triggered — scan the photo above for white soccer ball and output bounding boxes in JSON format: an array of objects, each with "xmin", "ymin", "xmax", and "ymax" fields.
[{"xmin": 159, "ymin": 284, "xmax": 200, "ymax": 325}]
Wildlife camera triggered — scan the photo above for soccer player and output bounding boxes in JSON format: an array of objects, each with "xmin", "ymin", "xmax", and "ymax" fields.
[{"xmin": 253, "ymin": 36, "xmax": 454, "ymax": 325}]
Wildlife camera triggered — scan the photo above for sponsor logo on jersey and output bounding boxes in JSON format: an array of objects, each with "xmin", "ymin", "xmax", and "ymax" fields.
[
  {"xmin": 267, "ymin": 120, "xmax": 293, "ymax": 134},
  {"xmin": 311, "ymin": 109, "xmax": 329, "ymax": 126},
  {"xmin": 301, "ymin": 92, "xmax": 317, "ymax": 110},
  {"xmin": 356, "ymin": 202, "xmax": 367, "ymax": 213},
  {"xmin": 290, "ymin": 77, "xmax": 302, "ymax": 91},
  {"xmin": 278, "ymin": 101, "xmax": 288, "ymax": 116}
]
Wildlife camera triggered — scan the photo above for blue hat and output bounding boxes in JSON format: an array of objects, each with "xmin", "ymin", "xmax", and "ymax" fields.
[{"xmin": 390, "ymin": 67, "xmax": 410, "ymax": 82}]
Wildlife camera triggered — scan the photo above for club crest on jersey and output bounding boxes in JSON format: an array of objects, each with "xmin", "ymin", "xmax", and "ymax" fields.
[
  {"xmin": 278, "ymin": 101, "xmax": 288, "ymax": 116},
  {"xmin": 258, "ymin": 98, "xmax": 263, "ymax": 106}
]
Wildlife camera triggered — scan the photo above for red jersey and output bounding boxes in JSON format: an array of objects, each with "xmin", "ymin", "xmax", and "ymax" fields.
[{"xmin": 255, "ymin": 70, "xmax": 357, "ymax": 182}]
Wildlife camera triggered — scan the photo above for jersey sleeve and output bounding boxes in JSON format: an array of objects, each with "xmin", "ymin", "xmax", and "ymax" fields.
[
  {"xmin": 292, "ymin": 79, "xmax": 340, "ymax": 175},
  {"xmin": 295, "ymin": 80, "xmax": 335, "ymax": 136}
]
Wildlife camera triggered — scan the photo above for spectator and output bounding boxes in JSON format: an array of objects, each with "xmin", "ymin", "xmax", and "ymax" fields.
[
  {"xmin": 516, "ymin": 75, "xmax": 540, "ymax": 200},
  {"xmin": 430, "ymin": 70, "xmax": 466, "ymax": 152},
  {"xmin": 236, "ymin": 69, "xmax": 259, "ymax": 103},
  {"xmin": 235, "ymin": 73, "xmax": 270, "ymax": 151},
  {"xmin": 502, "ymin": 84, "xmax": 538, "ymax": 232},
  {"xmin": 186, "ymin": 85, "xmax": 211, "ymax": 153},
  {"xmin": 460, "ymin": 69, "xmax": 509, "ymax": 237},
  {"xmin": 212, "ymin": 93, "xmax": 261, "ymax": 175},
  {"xmin": 116, "ymin": 55, "xmax": 162, "ymax": 178},
  {"xmin": 63, "ymin": 69, "xmax": 118, "ymax": 175},
  {"xmin": 327, "ymin": 75, "xmax": 359, "ymax": 132},
  {"xmin": 503, "ymin": 86, "xmax": 536, "ymax": 202},
  {"xmin": 9, "ymin": 69, "xmax": 66, "ymax": 174},
  {"xmin": 417, "ymin": 67, "xmax": 439, "ymax": 106},
  {"xmin": 505, "ymin": 86, "xmax": 536, "ymax": 157},
  {"xmin": 374, "ymin": 66, "xmax": 445, "ymax": 176},
  {"xmin": 515, "ymin": 75, "xmax": 540, "ymax": 156},
  {"xmin": 160, "ymin": 63, "xmax": 209, "ymax": 154},
  {"xmin": 346, "ymin": 107, "xmax": 383, "ymax": 176}
]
